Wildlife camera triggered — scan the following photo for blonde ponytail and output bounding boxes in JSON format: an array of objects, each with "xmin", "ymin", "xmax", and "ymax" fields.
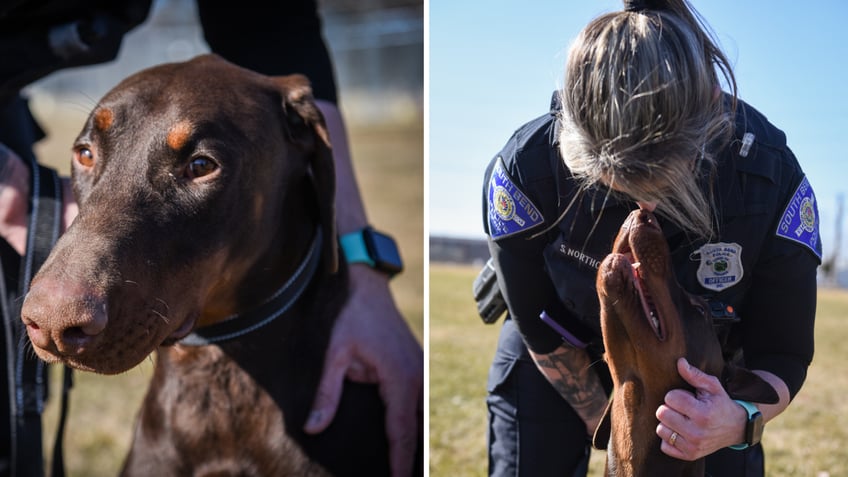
[{"xmin": 559, "ymin": 1, "xmax": 735, "ymax": 239}]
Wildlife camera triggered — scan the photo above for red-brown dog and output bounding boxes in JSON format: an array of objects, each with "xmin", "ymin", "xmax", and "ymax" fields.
[
  {"xmin": 21, "ymin": 55, "xmax": 394, "ymax": 476},
  {"xmin": 594, "ymin": 209, "xmax": 778, "ymax": 476}
]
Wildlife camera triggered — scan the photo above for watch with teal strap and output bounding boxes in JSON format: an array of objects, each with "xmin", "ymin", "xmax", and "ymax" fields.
[
  {"xmin": 339, "ymin": 226, "xmax": 403, "ymax": 277},
  {"xmin": 729, "ymin": 400, "xmax": 764, "ymax": 450}
]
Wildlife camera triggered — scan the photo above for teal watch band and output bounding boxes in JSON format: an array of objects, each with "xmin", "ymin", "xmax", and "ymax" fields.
[
  {"xmin": 339, "ymin": 226, "xmax": 403, "ymax": 276},
  {"xmin": 729, "ymin": 400, "xmax": 761, "ymax": 450},
  {"xmin": 339, "ymin": 229, "xmax": 375, "ymax": 267}
]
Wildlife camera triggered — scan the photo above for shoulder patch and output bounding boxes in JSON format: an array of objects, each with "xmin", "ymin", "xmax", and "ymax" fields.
[
  {"xmin": 487, "ymin": 157, "xmax": 544, "ymax": 239},
  {"xmin": 775, "ymin": 176, "xmax": 822, "ymax": 260}
]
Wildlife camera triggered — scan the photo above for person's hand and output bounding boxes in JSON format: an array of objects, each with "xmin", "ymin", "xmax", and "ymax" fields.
[
  {"xmin": 0, "ymin": 144, "xmax": 78, "ymax": 256},
  {"xmin": 0, "ymin": 143, "xmax": 31, "ymax": 254},
  {"xmin": 304, "ymin": 263, "xmax": 423, "ymax": 477},
  {"xmin": 655, "ymin": 358, "xmax": 748, "ymax": 460}
]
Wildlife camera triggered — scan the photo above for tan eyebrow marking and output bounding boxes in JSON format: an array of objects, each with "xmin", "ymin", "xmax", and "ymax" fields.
[
  {"xmin": 94, "ymin": 108, "xmax": 114, "ymax": 131},
  {"xmin": 166, "ymin": 120, "xmax": 194, "ymax": 151}
]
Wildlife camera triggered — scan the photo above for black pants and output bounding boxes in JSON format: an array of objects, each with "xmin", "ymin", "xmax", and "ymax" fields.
[{"xmin": 486, "ymin": 319, "xmax": 765, "ymax": 477}]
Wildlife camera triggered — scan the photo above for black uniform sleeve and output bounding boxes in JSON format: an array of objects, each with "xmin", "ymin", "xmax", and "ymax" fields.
[
  {"xmin": 0, "ymin": 0, "xmax": 153, "ymax": 103},
  {"xmin": 737, "ymin": 149, "xmax": 818, "ymax": 399},
  {"xmin": 196, "ymin": 0, "xmax": 338, "ymax": 104},
  {"xmin": 487, "ymin": 233, "xmax": 575, "ymax": 354},
  {"xmin": 740, "ymin": 244, "xmax": 816, "ymax": 399},
  {"xmin": 482, "ymin": 127, "xmax": 577, "ymax": 354}
]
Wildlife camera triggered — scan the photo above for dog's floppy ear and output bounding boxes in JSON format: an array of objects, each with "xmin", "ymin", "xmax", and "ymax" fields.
[
  {"xmin": 721, "ymin": 364, "xmax": 780, "ymax": 405},
  {"xmin": 274, "ymin": 74, "xmax": 338, "ymax": 274},
  {"xmin": 592, "ymin": 398, "xmax": 613, "ymax": 450}
]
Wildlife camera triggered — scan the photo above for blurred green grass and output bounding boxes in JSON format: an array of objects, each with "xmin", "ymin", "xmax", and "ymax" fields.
[
  {"xmin": 428, "ymin": 264, "xmax": 499, "ymax": 476},
  {"xmin": 429, "ymin": 263, "xmax": 848, "ymax": 477},
  {"xmin": 31, "ymin": 100, "xmax": 423, "ymax": 476}
]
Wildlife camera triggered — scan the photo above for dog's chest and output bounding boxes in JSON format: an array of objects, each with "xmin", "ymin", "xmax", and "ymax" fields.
[
  {"xmin": 134, "ymin": 345, "xmax": 329, "ymax": 476},
  {"xmin": 168, "ymin": 348, "xmax": 280, "ymax": 431}
]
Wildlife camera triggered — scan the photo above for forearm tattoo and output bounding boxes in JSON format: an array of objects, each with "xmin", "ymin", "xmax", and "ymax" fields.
[{"xmin": 532, "ymin": 344, "xmax": 608, "ymax": 422}]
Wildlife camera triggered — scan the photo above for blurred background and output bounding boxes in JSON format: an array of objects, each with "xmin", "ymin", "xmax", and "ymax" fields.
[
  {"xmin": 27, "ymin": 0, "xmax": 423, "ymax": 475},
  {"xmin": 27, "ymin": 0, "xmax": 423, "ymax": 129}
]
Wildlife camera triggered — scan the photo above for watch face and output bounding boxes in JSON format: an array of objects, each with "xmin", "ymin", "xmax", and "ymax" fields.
[
  {"xmin": 749, "ymin": 412, "xmax": 764, "ymax": 445},
  {"xmin": 365, "ymin": 229, "xmax": 404, "ymax": 275}
]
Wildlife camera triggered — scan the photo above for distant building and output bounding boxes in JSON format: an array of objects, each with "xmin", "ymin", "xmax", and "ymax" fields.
[{"xmin": 430, "ymin": 236, "xmax": 489, "ymax": 266}]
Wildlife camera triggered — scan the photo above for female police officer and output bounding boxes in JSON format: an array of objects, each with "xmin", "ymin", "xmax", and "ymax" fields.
[{"xmin": 482, "ymin": 0, "xmax": 819, "ymax": 475}]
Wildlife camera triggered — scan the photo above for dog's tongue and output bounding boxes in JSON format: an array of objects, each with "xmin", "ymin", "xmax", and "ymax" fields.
[{"xmin": 631, "ymin": 261, "xmax": 664, "ymax": 340}]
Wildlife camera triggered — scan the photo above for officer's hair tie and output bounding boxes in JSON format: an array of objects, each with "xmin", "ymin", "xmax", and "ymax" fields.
[{"xmin": 624, "ymin": 0, "xmax": 647, "ymax": 12}]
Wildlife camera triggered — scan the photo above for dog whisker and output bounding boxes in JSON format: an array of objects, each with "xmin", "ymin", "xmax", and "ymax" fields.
[
  {"xmin": 155, "ymin": 298, "xmax": 170, "ymax": 311},
  {"xmin": 63, "ymin": 94, "xmax": 99, "ymax": 115},
  {"xmin": 586, "ymin": 357, "xmax": 607, "ymax": 371},
  {"xmin": 151, "ymin": 309, "xmax": 169, "ymax": 324},
  {"xmin": 23, "ymin": 340, "xmax": 35, "ymax": 358}
]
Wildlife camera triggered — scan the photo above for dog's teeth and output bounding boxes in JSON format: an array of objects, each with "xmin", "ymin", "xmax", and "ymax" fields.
[
  {"xmin": 651, "ymin": 314, "xmax": 660, "ymax": 330},
  {"xmin": 632, "ymin": 262, "xmax": 641, "ymax": 269}
]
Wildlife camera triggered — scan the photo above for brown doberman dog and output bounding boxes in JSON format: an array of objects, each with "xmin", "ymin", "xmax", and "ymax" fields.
[
  {"xmin": 593, "ymin": 209, "xmax": 778, "ymax": 476},
  {"xmin": 20, "ymin": 54, "xmax": 393, "ymax": 476}
]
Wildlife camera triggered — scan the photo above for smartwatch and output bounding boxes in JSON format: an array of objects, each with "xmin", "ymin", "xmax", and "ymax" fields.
[
  {"xmin": 729, "ymin": 400, "xmax": 764, "ymax": 450},
  {"xmin": 339, "ymin": 226, "xmax": 403, "ymax": 277}
]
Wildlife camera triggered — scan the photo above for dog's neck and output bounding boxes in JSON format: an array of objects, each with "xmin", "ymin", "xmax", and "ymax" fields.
[
  {"xmin": 256, "ymin": 177, "xmax": 319, "ymax": 291},
  {"xmin": 607, "ymin": 379, "xmax": 705, "ymax": 477},
  {"xmin": 196, "ymin": 176, "xmax": 323, "ymax": 327},
  {"xmin": 179, "ymin": 224, "xmax": 323, "ymax": 346}
]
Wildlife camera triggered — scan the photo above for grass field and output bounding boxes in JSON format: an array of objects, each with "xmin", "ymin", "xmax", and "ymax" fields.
[
  {"xmin": 430, "ymin": 263, "xmax": 848, "ymax": 477},
  {"xmin": 30, "ymin": 99, "xmax": 423, "ymax": 476}
]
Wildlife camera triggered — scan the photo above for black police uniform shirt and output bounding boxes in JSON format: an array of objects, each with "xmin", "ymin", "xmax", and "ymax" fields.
[{"xmin": 483, "ymin": 93, "xmax": 821, "ymax": 399}]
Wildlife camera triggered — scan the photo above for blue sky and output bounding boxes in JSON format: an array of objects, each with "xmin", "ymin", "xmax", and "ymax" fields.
[{"xmin": 429, "ymin": 1, "xmax": 848, "ymax": 261}]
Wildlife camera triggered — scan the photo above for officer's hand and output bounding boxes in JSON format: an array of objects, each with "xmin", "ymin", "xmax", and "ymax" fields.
[
  {"xmin": 655, "ymin": 358, "xmax": 747, "ymax": 460},
  {"xmin": 0, "ymin": 144, "xmax": 78, "ymax": 255},
  {"xmin": 0, "ymin": 143, "xmax": 32, "ymax": 254},
  {"xmin": 304, "ymin": 264, "xmax": 423, "ymax": 477}
]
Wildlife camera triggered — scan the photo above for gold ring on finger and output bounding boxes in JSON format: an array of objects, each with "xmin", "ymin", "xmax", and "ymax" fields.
[{"xmin": 669, "ymin": 431, "xmax": 679, "ymax": 447}]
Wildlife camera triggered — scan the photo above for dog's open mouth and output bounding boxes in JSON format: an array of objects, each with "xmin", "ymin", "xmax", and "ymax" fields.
[
  {"xmin": 610, "ymin": 210, "xmax": 668, "ymax": 342},
  {"xmin": 614, "ymin": 229, "xmax": 666, "ymax": 342},
  {"xmin": 630, "ymin": 259, "xmax": 665, "ymax": 341}
]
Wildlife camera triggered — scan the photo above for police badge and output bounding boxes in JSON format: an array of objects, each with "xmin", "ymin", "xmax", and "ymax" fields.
[{"xmin": 695, "ymin": 242, "xmax": 744, "ymax": 292}]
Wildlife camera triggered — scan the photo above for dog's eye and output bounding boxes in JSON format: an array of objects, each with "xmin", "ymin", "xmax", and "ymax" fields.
[
  {"xmin": 185, "ymin": 157, "xmax": 218, "ymax": 180},
  {"xmin": 74, "ymin": 147, "xmax": 95, "ymax": 168}
]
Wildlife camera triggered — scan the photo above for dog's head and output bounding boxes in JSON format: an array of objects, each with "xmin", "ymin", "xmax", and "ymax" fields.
[
  {"xmin": 593, "ymin": 209, "xmax": 778, "ymax": 451},
  {"xmin": 596, "ymin": 209, "xmax": 720, "ymax": 394},
  {"xmin": 21, "ymin": 54, "xmax": 337, "ymax": 374}
]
